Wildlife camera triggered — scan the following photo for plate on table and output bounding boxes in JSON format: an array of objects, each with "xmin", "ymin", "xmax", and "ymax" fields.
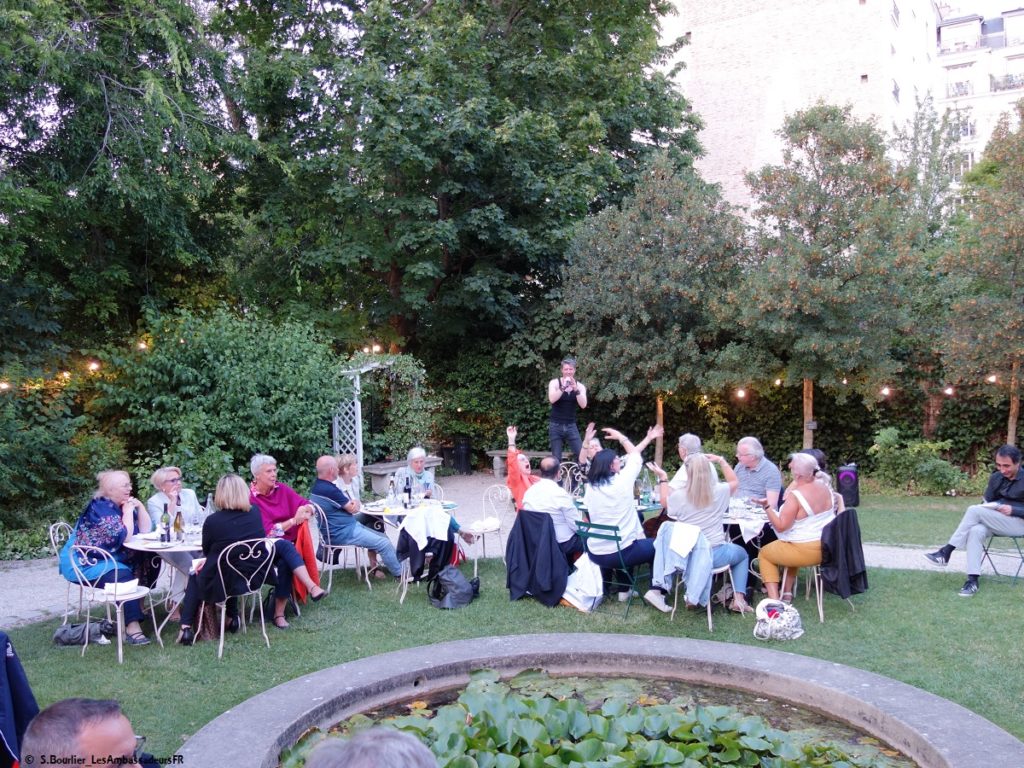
[
  {"xmin": 144, "ymin": 540, "xmax": 174, "ymax": 549},
  {"xmin": 138, "ymin": 532, "xmax": 161, "ymax": 541}
]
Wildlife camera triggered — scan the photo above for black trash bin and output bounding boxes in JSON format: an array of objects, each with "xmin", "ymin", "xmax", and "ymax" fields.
[
  {"xmin": 453, "ymin": 436, "xmax": 473, "ymax": 475},
  {"xmin": 440, "ymin": 445, "xmax": 455, "ymax": 470}
]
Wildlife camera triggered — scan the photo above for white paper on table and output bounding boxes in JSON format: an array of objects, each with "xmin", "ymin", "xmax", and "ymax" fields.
[{"xmin": 669, "ymin": 523, "xmax": 701, "ymax": 557}]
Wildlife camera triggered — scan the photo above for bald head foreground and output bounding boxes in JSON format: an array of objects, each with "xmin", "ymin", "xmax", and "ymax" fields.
[{"xmin": 21, "ymin": 699, "xmax": 143, "ymax": 766}]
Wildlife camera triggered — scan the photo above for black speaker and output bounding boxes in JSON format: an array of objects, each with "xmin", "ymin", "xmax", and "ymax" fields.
[{"xmin": 837, "ymin": 464, "xmax": 860, "ymax": 509}]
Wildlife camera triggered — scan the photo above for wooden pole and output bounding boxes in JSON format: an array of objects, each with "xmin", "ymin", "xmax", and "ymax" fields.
[
  {"xmin": 655, "ymin": 394, "xmax": 664, "ymax": 466},
  {"xmin": 802, "ymin": 378, "xmax": 814, "ymax": 449},
  {"xmin": 1008, "ymin": 359, "xmax": 1020, "ymax": 446}
]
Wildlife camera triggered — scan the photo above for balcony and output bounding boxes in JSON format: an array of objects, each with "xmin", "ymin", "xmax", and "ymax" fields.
[
  {"xmin": 946, "ymin": 81, "xmax": 974, "ymax": 97},
  {"xmin": 991, "ymin": 73, "xmax": 1024, "ymax": 92}
]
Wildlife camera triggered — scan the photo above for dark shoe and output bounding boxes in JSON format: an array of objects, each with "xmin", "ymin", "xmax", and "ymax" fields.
[
  {"xmin": 125, "ymin": 632, "xmax": 151, "ymax": 646},
  {"xmin": 925, "ymin": 550, "xmax": 949, "ymax": 566},
  {"xmin": 177, "ymin": 627, "xmax": 195, "ymax": 646},
  {"xmin": 958, "ymin": 580, "xmax": 979, "ymax": 597},
  {"xmin": 310, "ymin": 587, "xmax": 326, "ymax": 602},
  {"xmin": 226, "ymin": 616, "xmax": 240, "ymax": 634}
]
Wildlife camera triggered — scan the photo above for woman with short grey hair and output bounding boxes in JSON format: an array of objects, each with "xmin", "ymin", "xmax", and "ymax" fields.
[
  {"xmin": 392, "ymin": 447, "xmax": 435, "ymax": 497},
  {"xmin": 305, "ymin": 727, "xmax": 437, "ymax": 768}
]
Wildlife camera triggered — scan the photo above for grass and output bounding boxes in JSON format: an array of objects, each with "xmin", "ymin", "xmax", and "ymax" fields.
[
  {"xmin": 8, "ymin": 541, "xmax": 1024, "ymax": 760},
  {"xmin": 858, "ymin": 493, "xmax": 1021, "ymax": 552}
]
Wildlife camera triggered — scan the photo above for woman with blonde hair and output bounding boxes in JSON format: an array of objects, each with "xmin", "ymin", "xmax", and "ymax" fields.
[
  {"xmin": 651, "ymin": 453, "xmax": 751, "ymax": 613},
  {"xmin": 757, "ymin": 452, "xmax": 837, "ymax": 603}
]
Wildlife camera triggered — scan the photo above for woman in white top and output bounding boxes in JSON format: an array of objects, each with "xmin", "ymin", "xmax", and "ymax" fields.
[
  {"xmin": 651, "ymin": 453, "xmax": 752, "ymax": 613},
  {"xmin": 757, "ymin": 452, "xmax": 837, "ymax": 602},
  {"xmin": 582, "ymin": 425, "xmax": 662, "ymax": 602}
]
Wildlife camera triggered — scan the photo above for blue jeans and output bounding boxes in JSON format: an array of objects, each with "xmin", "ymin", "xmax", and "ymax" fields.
[
  {"xmin": 712, "ymin": 542, "xmax": 749, "ymax": 595},
  {"xmin": 338, "ymin": 522, "xmax": 401, "ymax": 576},
  {"xmin": 549, "ymin": 421, "xmax": 582, "ymax": 463},
  {"xmin": 588, "ymin": 538, "xmax": 655, "ymax": 593}
]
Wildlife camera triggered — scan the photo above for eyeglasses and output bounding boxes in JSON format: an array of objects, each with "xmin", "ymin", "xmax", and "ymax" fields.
[
  {"xmin": 165, "ymin": 477, "xmax": 182, "ymax": 484},
  {"xmin": 132, "ymin": 735, "xmax": 146, "ymax": 763}
]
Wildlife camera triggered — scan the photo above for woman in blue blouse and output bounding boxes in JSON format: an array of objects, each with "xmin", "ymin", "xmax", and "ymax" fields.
[{"xmin": 59, "ymin": 470, "xmax": 154, "ymax": 646}]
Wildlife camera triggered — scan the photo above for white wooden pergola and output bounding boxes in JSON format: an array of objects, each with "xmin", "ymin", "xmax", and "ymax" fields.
[{"xmin": 332, "ymin": 361, "xmax": 384, "ymax": 484}]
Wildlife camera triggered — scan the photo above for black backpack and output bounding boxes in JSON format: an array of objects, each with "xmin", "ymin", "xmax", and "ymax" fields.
[{"xmin": 427, "ymin": 565, "xmax": 480, "ymax": 609}]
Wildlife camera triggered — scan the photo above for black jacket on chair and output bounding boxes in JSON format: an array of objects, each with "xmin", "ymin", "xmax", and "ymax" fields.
[
  {"xmin": 505, "ymin": 510, "xmax": 569, "ymax": 607},
  {"xmin": 820, "ymin": 508, "xmax": 868, "ymax": 599}
]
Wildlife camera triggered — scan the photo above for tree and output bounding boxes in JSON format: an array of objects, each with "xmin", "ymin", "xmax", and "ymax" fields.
[
  {"xmin": 0, "ymin": 0, "xmax": 239, "ymax": 354},
  {"xmin": 217, "ymin": 0, "xmax": 701, "ymax": 350},
  {"xmin": 941, "ymin": 100, "xmax": 1024, "ymax": 445},
  {"xmin": 561, "ymin": 153, "xmax": 746, "ymax": 462},
  {"xmin": 739, "ymin": 103, "xmax": 911, "ymax": 448}
]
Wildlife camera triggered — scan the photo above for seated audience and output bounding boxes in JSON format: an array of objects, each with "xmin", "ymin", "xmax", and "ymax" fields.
[
  {"xmin": 21, "ymin": 698, "xmax": 155, "ymax": 768},
  {"xmin": 651, "ymin": 453, "xmax": 751, "ymax": 613},
  {"xmin": 801, "ymin": 447, "xmax": 845, "ymax": 512},
  {"xmin": 756, "ymin": 453, "xmax": 836, "ymax": 602},
  {"xmin": 521, "ymin": 456, "xmax": 583, "ymax": 560},
  {"xmin": 506, "ymin": 425, "xmax": 540, "ymax": 509},
  {"xmin": 925, "ymin": 444, "xmax": 1024, "ymax": 597},
  {"xmin": 311, "ymin": 455, "xmax": 401, "ymax": 578},
  {"xmin": 733, "ymin": 436, "xmax": 783, "ymax": 509},
  {"xmin": 58, "ymin": 470, "xmax": 153, "ymax": 647},
  {"xmin": 583, "ymin": 426, "xmax": 662, "ymax": 603},
  {"xmin": 145, "ymin": 465, "xmax": 203, "ymax": 522},
  {"xmin": 249, "ymin": 454, "xmax": 325, "ymax": 628},
  {"xmin": 393, "ymin": 447, "xmax": 435, "ymax": 497},
  {"xmin": 176, "ymin": 473, "xmax": 309, "ymax": 645}
]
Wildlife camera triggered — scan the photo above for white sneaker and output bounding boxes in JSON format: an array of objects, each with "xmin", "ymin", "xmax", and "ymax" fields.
[
  {"xmin": 643, "ymin": 589, "xmax": 671, "ymax": 613},
  {"xmin": 617, "ymin": 589, "xmax": 639, "ymax": 603}
]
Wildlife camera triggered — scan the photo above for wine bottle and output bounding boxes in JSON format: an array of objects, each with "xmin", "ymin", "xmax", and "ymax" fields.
[
  {"xmin": 173, "ymin": 502, "xmax": 185, "ymax": 542},
  {"xmin": 404, "ymin": 474, "xmax": 412, "ymax": 508},
  {"xmin": 160, "ymin": 503, "xmax": 171, "ymax": 543}
]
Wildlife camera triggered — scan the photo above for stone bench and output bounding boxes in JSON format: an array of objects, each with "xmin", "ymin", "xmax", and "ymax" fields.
[
  {"xmin": 485, "ymin": 449, "xmax": 572, "ymax": 479},
  {"xmin": 363, "ymin": 456, "xmax": 443, "ymax": 495}
]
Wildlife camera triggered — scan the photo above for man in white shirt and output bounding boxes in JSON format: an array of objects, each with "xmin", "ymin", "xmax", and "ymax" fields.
[
  {"xmin": 668, "ymin": 433, "xmax": 702, "ymax": 490},
  {"xmin": 522, "ymin": 457, "xmax": 583, "ymax": 559}
]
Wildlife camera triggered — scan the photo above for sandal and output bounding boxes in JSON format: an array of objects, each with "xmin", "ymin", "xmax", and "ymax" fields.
[
  {"xmin": 125, "ymin": 631, "xmax": 150, "ymax": 646},
  {"xmin": 367, "ymin": 565, "xmax": 387, "ymax": 580},
  {"xmin": 728, "ymin": 596, "xmax": 754, "ymax": 614},
  {"xmin": 780, "ymin": 591, "xmax": 794, "ymax": 604},
  {"xmin": 272, "ymin": 614, "xmax": 290, "ymax": 630}
]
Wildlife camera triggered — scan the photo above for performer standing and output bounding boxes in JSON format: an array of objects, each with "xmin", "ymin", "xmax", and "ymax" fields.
[{"xmin": 547, "ymin": 357, "xmax": 588, "ymax": 463}]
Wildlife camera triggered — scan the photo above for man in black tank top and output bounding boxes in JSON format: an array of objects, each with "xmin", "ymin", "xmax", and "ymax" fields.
[{"xmin": 547, "ymin": 357, "xmax": 588, "ymax": 463}]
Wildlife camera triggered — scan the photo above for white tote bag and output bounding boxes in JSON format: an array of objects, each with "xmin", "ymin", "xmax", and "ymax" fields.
[{"xmin": 562, "ymin": 553, "xmax": 605, "ymax": 613}]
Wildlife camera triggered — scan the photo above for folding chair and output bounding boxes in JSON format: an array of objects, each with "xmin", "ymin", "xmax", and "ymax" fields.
[
  {"xmin": 575, "ymin": 520, "xmax": 649, "ymax": 618},
  {"xmin": 982, "ymin": 534, "xmax": 1024, "ymax": 584},
  {"xmin": 67, "ymin": 545, "xmax": 163, "ymax": 664},
  {"xmin": 309, "ymin": 500, "xmax": 372, "ymax": 593},
  {"xmin": 194, "ymin": 538, "xmax": 276, "ymax": 659},
  {"xmin": 49, "ymin": 521, "xmax": 80, "ymax": 624}
]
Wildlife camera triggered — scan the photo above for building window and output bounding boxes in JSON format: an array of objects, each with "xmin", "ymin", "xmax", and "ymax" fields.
[{"xmin": 950, "ymin": 152, "xmax": 975, "ymax": 182}]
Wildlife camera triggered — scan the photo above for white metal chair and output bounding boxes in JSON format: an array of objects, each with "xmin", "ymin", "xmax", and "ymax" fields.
[
  {"xmin": 557, "ymin": 462, "xmax": 586, "ymax": 494},
  {"xmin": 195, "ymin": 538, "xmax": 276, "ymax": 659},
  {"xmin": 49, "ymin": 521, "xmax": 81, "ymax": 624},
  {"xmin": 672, "ymin": 563, "xmax": 735, "ymax": 632},
  {"xmin": 782, "ymin": 564, "xmax": 825, "ymax": 624},
  {"xmin": 463, "ymin": 484, "xmax": 514, "ymax": 571},
  {"xmin": 67, "ymin": 545, "xmax": 162, "ymax": 663},
  {"xmin": 430, "ymin": 483, "xmax": 445, "ymax": 501},
  {"xmin": 309, "ymin": 500, "xmax": 372, "ymax": 593}
]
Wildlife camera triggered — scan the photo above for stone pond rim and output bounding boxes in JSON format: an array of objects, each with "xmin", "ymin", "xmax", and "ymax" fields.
[{"xmin": 179, "ymin": 633, "xmax": 1024, "ymax": 768}]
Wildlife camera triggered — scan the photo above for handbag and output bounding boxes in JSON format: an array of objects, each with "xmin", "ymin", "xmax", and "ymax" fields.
[
  {"xmin": 752, "ymin": 598, "xmax": 804, "ymax": 641},
  {"xmin": 561, "ymin": 553, "xmax": 605, "ymax": 613}
]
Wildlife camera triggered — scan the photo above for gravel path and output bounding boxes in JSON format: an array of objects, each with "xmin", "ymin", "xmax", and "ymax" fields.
[{"xmin": 1, "ymin": 472, "xmax": 1011, "ymax": 630}]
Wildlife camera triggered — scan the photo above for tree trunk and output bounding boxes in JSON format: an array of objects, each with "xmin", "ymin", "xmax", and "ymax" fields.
[
  {"xmin": 921, "ymin": 383, "xmax": 944, "ymax": 439},
  {"xmin": 655, "ymin": 394, "xmax": 664, "ymax": 467},
  {"xmin": 1009, "ymin": 359, "xmax": 1020, "ymax": 446},
  {"xmin": 802, "ymin": 378, "xmax": 814, "ymax": 449}
]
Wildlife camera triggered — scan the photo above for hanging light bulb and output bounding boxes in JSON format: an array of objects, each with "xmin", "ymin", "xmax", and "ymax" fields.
[
  {"xmin": 87, "ymin": 361, "xmax": 100, "ymax": 372},
  {"xmin": 736, "ymin": 388, "xmax": 746, "ymax": 399},
  {"xmin": 943, "ymin": 386, "xmax": 954, "ymax": 396},
  {"xmin": 880, "ymin": 386, "xmax": 891, "ymax": 397}
]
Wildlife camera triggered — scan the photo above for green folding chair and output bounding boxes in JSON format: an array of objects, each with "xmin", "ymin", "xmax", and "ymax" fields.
[{"xmin": 576, "ymin": 520, "xmax": 649, "ymax": 618}]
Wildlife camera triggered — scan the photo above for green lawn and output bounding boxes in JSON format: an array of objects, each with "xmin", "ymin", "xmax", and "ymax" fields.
[
  {"xmin": 858, "ymin": 493, "xmax": 967, "ymax": 546},
  {"xmin": 9, "ymin": 541, "xmax": 1024, "ymax": 759}
]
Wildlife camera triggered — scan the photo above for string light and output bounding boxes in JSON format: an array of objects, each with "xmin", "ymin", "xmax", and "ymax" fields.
[
  {"xmin": 880, "ymin": 386, "xmax": 891, "ymax": 397},
  {"xmin": 60, "ymin": 372, "xmax": 71, "ymax": 380},
  {"xmin": 137, "ymin": 341, "xmax": 148, "ymax": 350},
  {"xmin": 943, "ymin": 386, "xmax": 954, "ymax": 396},
  {"xmin": 987, "ymin": 374, "xmax": 997, "ymax": 383},
  {"xmin": 774, "ymin": 378, "xmax": 782, "ymax": 386},
  {"xmin": 736, "ymin": 388, "xmax": 746, "ymax": 399},
  {"xmin": 841, "ymin": 378, "xmax": 848, "ymax": 385},
  {"xmin": 362, "ymin": 346, "xmax": 370, "ymax": 354},
  {"xmin": 371, "ymin": 344, "xmax": 382, "ymax": 353},
  {"xmin": 87, "ymin": 361, "xmax": 100, "ymax": 372},
  {"xmin": 0, "ymin": 382, "xmax": 9, "ymax": 391}
]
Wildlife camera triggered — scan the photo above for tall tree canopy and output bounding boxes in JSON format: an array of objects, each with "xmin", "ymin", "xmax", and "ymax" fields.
[
  {"xmin": 562, "ymin": 153, "xmax": 744, "ymax": 404},
  {"xmin": 218, "ymin": 0, "xmax": 702, "ymax": 349},
  {"xmin": 739, "ymin": 103, "xmax": 912, "ymax": 446},
  {"xmin": 0, "ymin": 0, "xmax": 238, "ymax": 357},
  {"xmin": 942, "ymin": 100, "xmax": 1024, "ymax": 444}
]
